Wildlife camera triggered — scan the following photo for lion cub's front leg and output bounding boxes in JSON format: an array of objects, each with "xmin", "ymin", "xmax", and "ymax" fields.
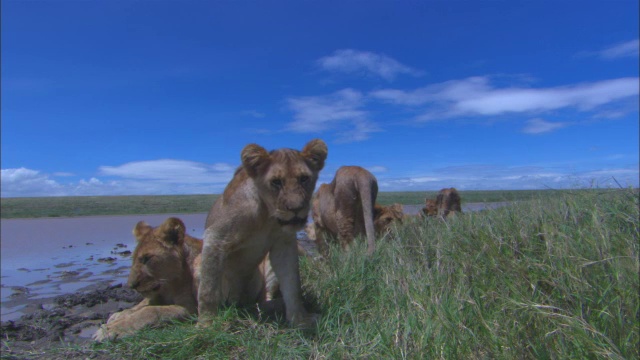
[
  {"xmin": 269, "ymin": 236, "xmax": 319, "ymax": 329},
  {"xmin": 197, "ymin": 233, "xmax": 226, "ymax": 325},
  {"xmin": 93, "ymin": 303, "xmax": 190, "ymax": 342}
]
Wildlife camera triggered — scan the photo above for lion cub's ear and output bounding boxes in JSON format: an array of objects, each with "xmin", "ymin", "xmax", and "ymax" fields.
[
  {"xmin": 158, "ymin": 217, "xmax": 186, "ymax": 246},
  {"xmin": 301, "ymin": 139, "xmax": 328, "ymax": 172},
  {"xmin": 133, "ymin": 221, "xmax": 153, "ymax": 242},
  {"xmin": 241, "ymin": 144, "xmax": 271, "ymax": 178}
]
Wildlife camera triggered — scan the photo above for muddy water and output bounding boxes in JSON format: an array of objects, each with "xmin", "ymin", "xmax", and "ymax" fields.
[{"xmin": 0, "ymin": 213, "xmax": 207, "ymax": 321}]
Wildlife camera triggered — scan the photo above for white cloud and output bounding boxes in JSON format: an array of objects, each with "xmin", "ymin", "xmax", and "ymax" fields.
[
  {"xmin": 1, "ymin": 160, "xmax": 237, "ymax": 197},
  {"xmin": 522, "ymin": 118, "xmax": 569, "ymax": 134},
  {"xmin": 376, "ymin": 164, "xmax": 639, "ymax": 192},
  {"xmin": 3, "ymin": 161, "xmax": 638, "ymax": 197},
  {"xmin": 367, "ymin": 166, "xmax": 388, "ymax": 173},
  {"xmin": 371, "ymin": 76, "xmax": 639, "ymax": 121},
  {"xmin": 317, "ymin": 49, "xmax": 422, "ymax": 81},
  {"xmin": 599, "ymin": 39, "xmax": 639, "ymax": 60},
  {"xmin": 286, "ymin": 88, "xmax": 379, "ymax": 142},
  {"xmin": 99, "ymin": 159, "xmax": 235, "ymax": 184},
  {"xmin": 1, "ymin": 168, "xmax": 65, "ymax": 197}
]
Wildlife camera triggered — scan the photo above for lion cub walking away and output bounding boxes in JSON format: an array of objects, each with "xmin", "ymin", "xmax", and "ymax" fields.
[
  {"xmin": 198, "ymin": 139, "xmax": 328, "ymax": 329},
  {"xmin": 312, "ymin": 166, "xmax": 379, "ymax": 256},
  {"xmin": 422, "ymin": 188, "xmax": 462, "ymax": 218},
  {"xmin": 93, "ymin": 217, "xmax": 202, "ymax": 342},
  {"xmin": 436, "ymin": 187, "xmax": 462, "ymax": 218}
]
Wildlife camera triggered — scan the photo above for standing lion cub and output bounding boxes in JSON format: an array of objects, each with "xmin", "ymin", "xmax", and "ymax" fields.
[
  {"xmin": 198, "ymin": 139, "xmax": 327, "ymax": 329},
  {"xmin": 311, "ymin": 166, "xmax": 379, "ymax": 256}
]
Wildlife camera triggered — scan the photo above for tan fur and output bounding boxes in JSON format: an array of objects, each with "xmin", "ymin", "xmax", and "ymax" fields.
[
  {"xmin": 93, "ymin": 217, "xmax": 202, "ymax": 341},
  {"xmin": 373, "ymin": 203, "xmax": 404, "ymax": 235},
  {"xmin": 92, "ymin": 217, "xmax": 283, "ymax": 341},
  {"xmin": 436, "ymin": 187, "xmax": 462, "ymax": 218},
  {"xmin": 311, "ymin": 166, "xmax": 379, "ymax": 256},
  {"xmin": 198, "ymin": 139, "xmax": 327, "ymax": 329},
  {"xmin": 421, "ymin": 199, "xmax": 438, "ymax": 217}
]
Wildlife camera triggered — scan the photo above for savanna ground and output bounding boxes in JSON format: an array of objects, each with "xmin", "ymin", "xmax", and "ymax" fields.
[{"xmin": 1, "ymin": 189, "xmax": 638, "ymax": 359}]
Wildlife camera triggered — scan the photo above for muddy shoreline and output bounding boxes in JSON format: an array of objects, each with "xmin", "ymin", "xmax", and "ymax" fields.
[{"xmin": 1, "ymin": 282, "xmax": 142, "ymax": 359}]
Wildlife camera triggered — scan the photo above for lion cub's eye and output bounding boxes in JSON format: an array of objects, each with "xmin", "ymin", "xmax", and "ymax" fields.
[
  {"xmin": 140, "ymin": 255, "xmax": 153, "ymax": 264},
  {"xmin": 270, "ymin": 179, "xmax": 283, "ymax": 189},
  {"xmin": 299, "ymin": 175, "xmax": 310, "ymax": 185}
]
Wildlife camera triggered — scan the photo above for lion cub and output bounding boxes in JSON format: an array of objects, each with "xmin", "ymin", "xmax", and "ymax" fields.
[
  {"xmin": 93, "ymin": 217, "xmax": 201, "ymax": 341},
  {"xmin": 198, "ymin": 139, "xmax": 327, "ymax": 329},
  {"xmin": 94, "ymin": 217, "xmax": 280, "ymax": 341},
  {"xmin": 312, "ymin": 166, "xmax": 379, "ymax": 256},
  {"xmin": 373, "ymin": 203, "xmax": 404, "ymax": 235},
  {"xmin": 421, "ymin": 188, "xmax": 462, "ymax": 218}
]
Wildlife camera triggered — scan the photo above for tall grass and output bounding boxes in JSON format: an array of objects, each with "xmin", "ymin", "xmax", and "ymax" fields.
[{"xmin": 96, "ymin": 188, "xmax": 638, "ymax": 359}]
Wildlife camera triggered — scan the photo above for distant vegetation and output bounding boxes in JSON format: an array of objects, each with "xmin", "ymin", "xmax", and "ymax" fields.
[
  {"xmin": 0, "ymin": 194, "xmax": 219, "ymax": 219},
  {"xmin": 90, "ymin": 188, "xmax": 638, "ymax": 358},
  {"xmin": 0, "ymin": 189, "xmax": 624, "ymax": 218}
]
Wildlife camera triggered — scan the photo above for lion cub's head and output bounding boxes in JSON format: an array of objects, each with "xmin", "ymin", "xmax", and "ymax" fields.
[
  {"xmin": 241, "ymin": 139, "xmax": 328, "ymax": 230},
  {"xmin": 374, "ymin": 203, "xmax": 404, "ymax": 235},
  {"xmin": 422, "ymin": 199, "xmax": 438, "ymax": 217},
  {"xmin": 128, "ymin": 217, "xmax": 201, "ymax": 298}
]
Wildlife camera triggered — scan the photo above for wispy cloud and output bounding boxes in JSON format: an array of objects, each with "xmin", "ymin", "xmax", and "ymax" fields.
[
  {"xmin": 367, "ymin": 166, "xmax": 388, "ymax": 173},
  {"xmin": 1, "ymin": 168, "xmax": 65, "ymax": 197},
  {"xmin": 100, "ymin": 159, "xmax": 235, "ymax": 184},
  {"xmin": 371, "ymin": 76, "xmax": 639, "ymax": 121},
  {"xmin": 286, "ymin": 88, "xmax": 379, "ymax": 142},
  {"xmin": 576, "ymin": 39, "xmax": 639, "ymax": 60},
  {"xmin": 3, "ymin": 160, "xmax": 638, "ymax": 197},
  {"xmin": 598, "ymin": 39, "xmax": 639, "ymax": 60},
  {"xmin": 522, "ymin": 118, "xmax": 570, "ymax": 134},
  {"xmin": 1, "ymin": 160, "xmax": 237, "ymax": 198},
  {"xmin": 376, "ymin": 164, "xmax": 639, "ymax": 191},
  {"xmin": 317, "ymin": 49, "xmax": 422, "ymax": 81}
]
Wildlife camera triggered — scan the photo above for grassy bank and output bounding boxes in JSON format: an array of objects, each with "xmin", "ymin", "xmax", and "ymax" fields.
[
  {"xmin": 0, "ymin": 194, "xmax": 219, "ymax": 219},
  {"xmin": 91, "ymin": 188, "xmax": 638, "ymax": 359},
  {"xmin": 2, "ymin": 190, "xmax": 567, "ymax": 219}
]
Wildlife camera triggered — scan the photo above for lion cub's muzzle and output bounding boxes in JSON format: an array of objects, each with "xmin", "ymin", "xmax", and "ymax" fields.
[{"xmin": 275, "ymin": 206, "xmax": 310, "ymax": 228}]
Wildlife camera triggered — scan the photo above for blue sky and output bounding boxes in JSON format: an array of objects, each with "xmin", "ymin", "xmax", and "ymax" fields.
[{"xmin": 2, "ymin": 1, "xmax": 638, "ymax": 197}]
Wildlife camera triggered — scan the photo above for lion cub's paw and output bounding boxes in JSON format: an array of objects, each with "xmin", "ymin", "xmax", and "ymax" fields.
[
  {"xmin": 292, "ymin": 312, "xmax": 320, "ymax": 330},
  {"xmin": 92, "ymin": 324, "xmax": 118, "ymax": 342},
  {"xmin": 196, "ymin": 316, "xmax": 214, "ymax": 328}
]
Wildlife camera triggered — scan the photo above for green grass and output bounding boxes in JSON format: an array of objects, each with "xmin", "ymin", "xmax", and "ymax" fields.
[
  {"xmin": 0, "ymin": 194, "xmax": 219, "ymax": 218},
  {"xmin": 90, "ymin": 187, "xmax": 638, "ymax": 359},
  {"xmin": 2, "ymin": 190, "xmax": 569, "ymax": 218},
  {"xmin": 376, "ymin": 189, "xmax": 565, "ymax": 205}
]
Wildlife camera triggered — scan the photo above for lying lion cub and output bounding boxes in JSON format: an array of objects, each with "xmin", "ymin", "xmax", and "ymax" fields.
[{"xmin": 93, "ymin": 217, "xmax": 281, "ymax": 341}]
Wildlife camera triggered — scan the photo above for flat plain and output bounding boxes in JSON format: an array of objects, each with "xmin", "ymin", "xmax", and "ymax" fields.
[{"xmin": 1, "ymin": 189, "xmax": 565, "ymax": 219}]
